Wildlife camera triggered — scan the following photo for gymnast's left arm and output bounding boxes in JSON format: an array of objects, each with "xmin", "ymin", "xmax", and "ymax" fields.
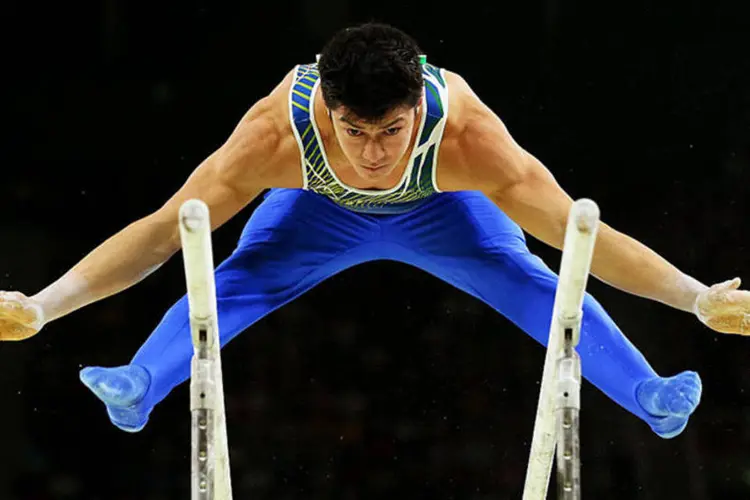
[{"xmin": 443, "ymin": 72, "xmax": 750, "ymax": 335}]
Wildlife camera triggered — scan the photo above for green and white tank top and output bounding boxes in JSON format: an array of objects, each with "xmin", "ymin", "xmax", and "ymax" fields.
[{"xmin": 288, "ymin": 59, "xmax": 449, "ymax": 214}]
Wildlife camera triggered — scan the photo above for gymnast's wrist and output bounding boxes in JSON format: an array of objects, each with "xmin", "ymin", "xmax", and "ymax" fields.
[
  {"xmin": 669, "ymin": 273, "xmax": 708, "ymax": 315},
  {"xmin": 31, "ymin": 272, "xmax": 91, "ymax": 324}
]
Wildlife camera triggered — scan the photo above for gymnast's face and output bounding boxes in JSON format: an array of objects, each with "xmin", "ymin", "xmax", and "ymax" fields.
[{"xmin": 329, "ymin": 104, "xmax": 419, "ymax": 181}]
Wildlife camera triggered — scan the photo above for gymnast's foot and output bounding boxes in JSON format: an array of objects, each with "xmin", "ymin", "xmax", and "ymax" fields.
[
  {"xmin": 79, "ymin": 364, "xmax": 151, "ymax": 433},
  {"xmin": 636, "ymin": 371, "xmax": 702, "ymax": 439}
]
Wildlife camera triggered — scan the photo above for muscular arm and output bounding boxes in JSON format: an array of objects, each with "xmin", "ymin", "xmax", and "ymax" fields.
[
  {"xmin": 32, "ymin": 90, "xmax": 286, "ymax": 324},
  {"xmin": 446, "ymin": 73, "xmax": 708, "ymax": 313}
]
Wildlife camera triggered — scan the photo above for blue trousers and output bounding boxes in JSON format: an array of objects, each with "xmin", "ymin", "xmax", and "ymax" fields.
[{"xmin": 131, "ymin": 188, "xmax": 661, "ymax": 427}]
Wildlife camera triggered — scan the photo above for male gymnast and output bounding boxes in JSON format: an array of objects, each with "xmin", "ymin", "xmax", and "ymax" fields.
[{"xmin": 1, "ymin": 23, "xmax": 749, "ymax": 440}]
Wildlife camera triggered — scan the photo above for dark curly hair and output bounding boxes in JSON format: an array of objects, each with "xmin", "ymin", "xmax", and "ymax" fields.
[{"xmin": 317, "ymin": 23, "xmax": 424, "ymax": 123}]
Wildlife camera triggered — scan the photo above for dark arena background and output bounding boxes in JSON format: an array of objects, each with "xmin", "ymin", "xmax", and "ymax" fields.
[{"xmin": 1, "ymin": 1, "xmax": 749, "ymax": 499}]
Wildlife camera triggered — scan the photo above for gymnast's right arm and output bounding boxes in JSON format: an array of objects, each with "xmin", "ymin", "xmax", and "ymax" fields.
[{"xmin": 0, "ymin": 89, "xmax": 287, "ymax": 341}]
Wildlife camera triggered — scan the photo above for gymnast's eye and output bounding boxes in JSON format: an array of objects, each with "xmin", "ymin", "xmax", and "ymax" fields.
[
  {"xmin": 346, "ymin": 128, "xmax": 363, "ymax": 137},
  {"xmin": 384, "ymin": 127, "xmax": 402, "ymax": 136}
]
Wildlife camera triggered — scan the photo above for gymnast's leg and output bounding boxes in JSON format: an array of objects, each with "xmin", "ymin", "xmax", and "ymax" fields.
[
  {"xmin": 80, "ymin": 189, "xmax": 382, "ymax": 431},
  {"xmin": 384, "ymin": 191, "xmax": 701, "ymax": 438}
]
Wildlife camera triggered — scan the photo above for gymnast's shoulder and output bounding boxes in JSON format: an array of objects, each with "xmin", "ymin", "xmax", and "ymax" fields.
[
  {"xmin": 440, "ymin": 69, "xmax": 507, "ymax": 141},
  {"xmin": 437, "ymin": 69, "xmax": 529, "ymax": 193},
  {"xmin": 216, "ymin": 67, "xmax": 305, "ymax": 189}
]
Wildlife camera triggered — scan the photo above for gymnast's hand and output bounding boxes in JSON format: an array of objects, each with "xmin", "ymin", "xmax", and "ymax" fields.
[
  {"xmin": 0, "ymin": 291, "xmax": 46, "ymax": 341},
  {"xmin": 694, "ymin": 278, "xmax": 750, "ymax": 335}
]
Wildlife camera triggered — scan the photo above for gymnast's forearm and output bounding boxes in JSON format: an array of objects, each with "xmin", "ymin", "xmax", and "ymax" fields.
[
  {"xmin": 590, "ymin": 223, "xmax": 708, "ymax": 313},
  {"xmin": 32, "ymin": 214, "xmax": 180, "ymax": 324},
  {"xmin": 487, "ymin": 156, "xmax": 708, "ymax": 314}
]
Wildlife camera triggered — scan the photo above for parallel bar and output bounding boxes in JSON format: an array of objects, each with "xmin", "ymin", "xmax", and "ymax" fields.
[
  {"xmin": 522, "ymin": 199, "xmax": 600, "ymax": 500},
  {"xmin": 179, "ymin": 199, "xmax": 233, "ymax": 500},
  {"xmin": 556, "ymin": 329, "xmax": 582, "ymax": 499}
]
